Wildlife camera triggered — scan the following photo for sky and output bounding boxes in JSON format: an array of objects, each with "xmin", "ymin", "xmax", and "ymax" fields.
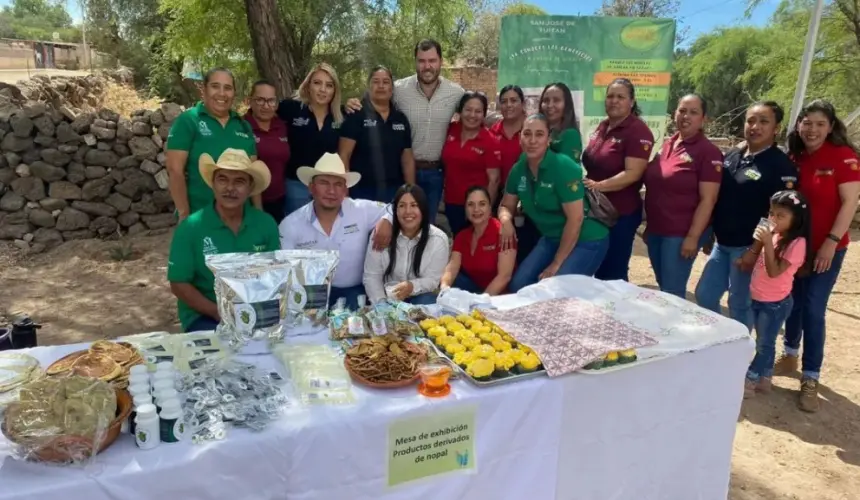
[{"xmin": 5, "ymin": 0, "xmax": 779, "ymax": 46}]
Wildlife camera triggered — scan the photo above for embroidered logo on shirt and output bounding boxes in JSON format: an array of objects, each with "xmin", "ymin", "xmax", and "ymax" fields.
[
  {"xmin": 363, "ymin": 119, "xmax": 377, "ymax": 128},
  {"xmin": 494, "ymin": 150, "xmax": 502, "ymax": 160},
  {"xmin": 293, "ymin": 117, "xmax": 310, "ymax": 127},
  {"xmin": 815, "ymin": 169, "xmax": 834, "ymax": 176},
  {"xmin": 744, "ymin": 169, "xmax": 762, "ymax": 180},
  {"xmin": 280, "ymin": 136, "xmax": 289, "ymax": 143},
  {"xmin": 253, "ymin": 244, "xmax": 266, "ymax": 252},
  {"xmin": 640, "ymin": 139, "xmax": 652, "ymax": 151},
  {"xmin": 202, "ymin": 237, "xmax": 218, "ymax": 255},
  {"xmin": 712, "ymin": 160, "xmax": 722, "ymax": 172},
  {"xmin": 198, "ymin": 121, "xmax": 212, "ymax": 137},
  {"xmin": 343, "ymin": 223, "xmax": 359, "ymax": 235},
  {"xmin": 568, "ymin": 181, "xmax": 579, "ymax": 192},
  {"xmin": 392, "ymin": 123, "xmax": 405, "ymax": 131},
  {"xmin": 235, "ymin": 132, "xmax": 250, "ymax": 139},
  {"xmin": 471, "ymin": 147, "xmax": 484, "ymax": 155},
  {"xmin": 540, "ymin": 181, "xmax": 554, "ymax": 189},
  {"xmin": 254, "ymin": 135, "xmax": 261, "ymax": 143},
  {"xmin": 296, "ymin": 240, "xmax": 317, "ymax": 249},
  {"xmin": 482, "ymin": 245, "xmax": 497, "ymax": 251},
  {"xmin": 610, "ymin": 137, "xmax": 623, "ymax": 144},
  {"xmin": 680, "ymin": 153, "xmax": 693, "ymax": 163},
  {"xmin": 517, "ymin": 176, "xmax": 527, "ymax": 192},
  {"xmin": 447, "ymin": 135, "xmax": 456, "ymax": 142},
  {"xmin": 780, "ymin": 175, "xmax": 797, "ymax": 189}
]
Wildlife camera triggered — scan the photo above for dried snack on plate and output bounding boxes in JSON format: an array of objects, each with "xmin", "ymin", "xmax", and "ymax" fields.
[
  {"xmin": 344, "ymin": 334, "xmax": 427, "ymax": 386},
  {"xmin": 45, "ymin": 351, "xmax": 87, "ymax": 376},
  {"xmin": 89, "ymin": 341, "xmax": 134, "ymax": 365},
  {"xmin": 70, "ymin": 354, "xmax": 122, "ymax": 382}
]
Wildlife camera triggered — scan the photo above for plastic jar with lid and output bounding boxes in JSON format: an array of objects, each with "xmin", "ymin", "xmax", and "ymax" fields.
[
  {"xmin": 158, "ymin": 398, "xmax": 185, "ymax": 443},
  {"xmin": 134, "ymin": 404, "xmax": 161, "ymax": 450}
]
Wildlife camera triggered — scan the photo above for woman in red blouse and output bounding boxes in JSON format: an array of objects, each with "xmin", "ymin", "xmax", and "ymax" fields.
[
  {"xmin": 488, "ymin": 85, "xmax": 526, "ymax": 190},
  {"xmin": 442, "ymin": 91, "xmax": 502, "ymax": 235},
  {"xmin": 441, "ymin": 186, "xmax": 516, "ymax": 295},
  {"xmin": 776, "ymin": 100, "xmax": 860, "ymax": 412}
]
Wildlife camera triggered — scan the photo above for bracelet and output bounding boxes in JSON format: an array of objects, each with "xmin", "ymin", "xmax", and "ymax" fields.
[{"xmin": 827, "ymin": 233, "xmax": 841, "ymax": 243}]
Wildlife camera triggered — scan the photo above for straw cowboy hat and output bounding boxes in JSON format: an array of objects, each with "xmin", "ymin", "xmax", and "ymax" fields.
[
  {"xmin": 199, "ymin": 148, "xmax": 271, "ymax": 196},
  {"xmin": 297, "ymin": 152, "xmax": 361, "ymax": 188}
]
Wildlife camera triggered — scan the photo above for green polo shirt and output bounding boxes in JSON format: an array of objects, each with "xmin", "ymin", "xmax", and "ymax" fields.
[
  {"xmin": 166, "ymin": 102, "xmax": 257, "ymax": 213},
  {"xmin": 167, "ymin": 203, "xmax": 280, "ymax": 331},
  {"xmin": 551, "ymin": 128, "xmax": 583, "ymax": 161},
  {"xmin": 505, "ymin": 149, "xmax": 608, "ymax": 241}
]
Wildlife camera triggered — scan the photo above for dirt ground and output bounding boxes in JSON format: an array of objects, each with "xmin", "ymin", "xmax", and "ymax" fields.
[{"xmin": 1, "ymin": 229, "xmax": 859, "ymax": 499}]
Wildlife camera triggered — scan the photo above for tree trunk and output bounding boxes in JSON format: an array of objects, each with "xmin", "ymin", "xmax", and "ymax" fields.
[{"xmin": 244, "ymin": 0, "xmax": 297, "ymax": 99}]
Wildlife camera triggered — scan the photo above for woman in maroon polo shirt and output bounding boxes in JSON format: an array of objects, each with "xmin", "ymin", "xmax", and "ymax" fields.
[
  {"xmin": 776, "ymin": 100, "xmax": 860, "ymax": 412},
  {"xmin": 245, "ymin": 80, "xmax": 291, "ymax": 223},
  {"xmin": 441, "ymin": 91, "xmax": 502, "ymax": 235},
  {"xmin": 441, "ymin": 186, "xmax": 516, "ymax": 294},
  {"xmin": 643, "ymin": 94, "xmax": 722, "ymax": 298},
  {"xmin": 582, "ymin": 78, "xmax": 654, "ymax": 282}
]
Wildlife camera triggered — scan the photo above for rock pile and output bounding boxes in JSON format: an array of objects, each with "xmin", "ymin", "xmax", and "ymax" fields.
[{"xmin": 0, "ymin": 101, "xmax": 183, "ymax": 253}]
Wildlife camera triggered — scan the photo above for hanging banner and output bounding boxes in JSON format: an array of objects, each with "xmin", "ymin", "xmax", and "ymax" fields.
[{"xmin": 498, "ymin": 15, "xmax": 676, "ymax": 154}]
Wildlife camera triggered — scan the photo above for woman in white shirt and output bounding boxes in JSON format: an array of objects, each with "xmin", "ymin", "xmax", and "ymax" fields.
[{"xmin": 364, "ymin": 184, "xmax": 449, "ymax": 304}]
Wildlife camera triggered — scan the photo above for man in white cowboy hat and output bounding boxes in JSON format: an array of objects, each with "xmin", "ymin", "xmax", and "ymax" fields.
[
  {"xmin": 168, "ymin": 148, "xmax": 281, "ymax": 332},
  {"xmin": 280, "ymin": 152, "xmax": 393, "ymax": 308}
]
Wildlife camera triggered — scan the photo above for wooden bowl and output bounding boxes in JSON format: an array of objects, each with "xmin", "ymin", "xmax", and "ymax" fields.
[
  {"xmin": 343, "ymin": 342, "xmax": 427, "ymax": 389},
  {"xmin": 1, "ymin": 388, "xmax": 132, "ymax": 463}
]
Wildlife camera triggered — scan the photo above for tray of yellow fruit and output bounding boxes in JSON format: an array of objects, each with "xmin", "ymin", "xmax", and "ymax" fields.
[{"xmin": 417, "ymin": 309, "xmax": 546, "ymax": 387}]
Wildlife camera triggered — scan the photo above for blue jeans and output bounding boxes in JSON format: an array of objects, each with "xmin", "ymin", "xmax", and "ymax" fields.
[
  {"xmin": 349, "ymin": 185, "xmax": 399, "ymax": 204},
  {"xmin": 695, "ymin": 243, "xmax": 753, "ymax": 330},
  {"xmin": 285, "ymin": 179, "xmax": 312, "ymax": 216},
  {"xmin": 407, "ymin": 293, "xmax": 438, "ymax": 305},
  {"xmin": 330, "ymin": 284, "xmax": 366, "ymax": 310},
  {"xmin": 416, "ymin": 169, "xmax": 443, "ymax": 225},
  {"xmin": 646, "ymin": 231, "xmax": 710, "ymax": 299},
  {"xmin": 510, "ymin": 236, "xmax": 609, "ymax": 292},
  {"xmin": 516, "ymin": 216, "xmax": 541, "ymax": 265},
  {"xmin": 747, "ymin": 296, "xmax": 794, "ymax": 381},
  {"xmin": 783, "ymin": 248, "xmax": 846, "ymax": 380},
  {"xmin": 186, "ymin": 315, "xmax": 219, "ymax": 333},
  {"xmin": 445, "ymin": 204, "xmax": 467, "ymax": 236},
  {"xmin": 453, "ymin": 273, "xmax": 483, "ymax": 294},
  {"xmin": 595, "ymin": 210, "xmax": 642, "ymax": 282}
]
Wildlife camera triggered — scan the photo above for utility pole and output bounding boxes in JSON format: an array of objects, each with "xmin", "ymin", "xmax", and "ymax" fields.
[
  {"xmin": 79, "ymin": 0, "xmax": 90, "ymax": 71},
  {"xmin": 787, "ymin": 0, "xmax": 826, "ymax": 128}
]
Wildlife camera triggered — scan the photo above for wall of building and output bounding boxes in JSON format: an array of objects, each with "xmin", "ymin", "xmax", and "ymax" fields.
[{"xmin": 446, "ymin": 66, "xmax": 499, "ymax": 110}]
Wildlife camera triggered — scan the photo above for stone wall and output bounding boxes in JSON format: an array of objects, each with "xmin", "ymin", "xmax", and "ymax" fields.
[
  {"xmin": 446, "ymin": 66, "xmax": 499, "ymax": 109},
  {"xmin": 0, "ymin": 96, "xmax": 180, "ymax": 253}
]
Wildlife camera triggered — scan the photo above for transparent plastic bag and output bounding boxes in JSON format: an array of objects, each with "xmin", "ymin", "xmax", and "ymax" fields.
[
  {"xmin": 272, "ymin": 345, "xmax": 355, "ymax": 405},
  {"xmin": 2, "ymin": 376, "xmax": 118, "ymax": 465}
]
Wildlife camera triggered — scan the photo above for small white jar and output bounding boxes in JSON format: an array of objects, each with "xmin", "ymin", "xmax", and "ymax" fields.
[{"xmin": 134, "ymin": 404, "xmax": 161, "ymax": 450}]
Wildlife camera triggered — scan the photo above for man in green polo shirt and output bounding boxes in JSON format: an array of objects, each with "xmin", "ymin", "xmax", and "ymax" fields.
[
  {"xmin": 498, "ymin": 115, "xmax": 610, "ymax": 292},
  {"xmin": 166, "ymin": 68, "xmax": 258, "ymax": 219},
  {"xmin": 167, "ymin": 148, "xmax": 280, "ymax": 332}
]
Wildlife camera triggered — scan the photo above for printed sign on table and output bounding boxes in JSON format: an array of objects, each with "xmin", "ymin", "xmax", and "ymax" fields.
[
  {"xmin": 499, "ymin": 15, "xmax": 677, "ymax": 157},
  {"xmin": 387, "ymin": 405, "xmax": 477, "ymax": 487}
]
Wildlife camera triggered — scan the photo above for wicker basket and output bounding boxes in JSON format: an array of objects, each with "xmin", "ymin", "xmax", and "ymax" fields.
[{"xmin": 1, "ymin": 388, "xmax": 132, "ymax": 463}]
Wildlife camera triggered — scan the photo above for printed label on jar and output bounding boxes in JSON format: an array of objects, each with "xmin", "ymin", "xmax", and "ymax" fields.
[
  {"xmin": 135, "ymin": 428, "xmax": 151, "ymax": 447},
  {"xmin": 173, "ymin": 419, "xmax": 186, "ymax": 440},
  {"xmin": 160, "ymin": 417, "xmax": 180, "ymax": 443}
]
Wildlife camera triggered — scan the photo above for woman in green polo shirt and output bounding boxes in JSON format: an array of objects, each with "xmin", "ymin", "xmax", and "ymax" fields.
[
  {"xmin": 166, "ymin": 67, "xmax": 259, "ymax": 219},
  {"xmin": 539, "ymin": 82, "xmax": 583, "ymax": 160},
  {"xmin": 499, "ymin": 114, "xmax": 609, "ymax": 292}
]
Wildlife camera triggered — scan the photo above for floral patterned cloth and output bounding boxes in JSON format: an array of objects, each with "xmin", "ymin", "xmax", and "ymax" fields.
[{"xmin": 484, "ymin": 297, "xmax": 658, "ymax": 376}]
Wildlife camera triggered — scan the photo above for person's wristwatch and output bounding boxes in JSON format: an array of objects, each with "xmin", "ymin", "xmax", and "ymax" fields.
[{"xmin": 827, "ymin": 233, "xmax": 841, "ymax": 243}]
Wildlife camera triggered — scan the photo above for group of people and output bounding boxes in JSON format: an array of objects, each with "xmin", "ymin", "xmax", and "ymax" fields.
[{"xmin": 163, "ymin": 37, "xmax": 860, "ymax": 414}]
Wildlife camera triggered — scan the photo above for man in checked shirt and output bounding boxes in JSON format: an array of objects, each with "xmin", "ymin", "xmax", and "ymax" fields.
[{"xmin": 348, "ymin": 39, "xmax": 464, "ymax": 225}]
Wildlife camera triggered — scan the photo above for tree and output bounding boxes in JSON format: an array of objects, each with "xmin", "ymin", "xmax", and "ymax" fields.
[
  {"xmin": 0, "ymin": 0, "xmax": 79, "ymax": 42},
  {"xmin": 245, "ymin": 0, "xmax": 295, "ymax": 98},
  {"xmin": 459, "ymin": 1, "xmax": 546, "ymax": 68}
]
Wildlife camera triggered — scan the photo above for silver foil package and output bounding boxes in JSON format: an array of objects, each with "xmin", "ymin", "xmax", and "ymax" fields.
[
  {"xmin": 207, "ymin": 252, "xmax": 292, "ymax": 347},
  {"xmin": 278, "ymin": 250, "xmax": 339, "ymax": 333}
]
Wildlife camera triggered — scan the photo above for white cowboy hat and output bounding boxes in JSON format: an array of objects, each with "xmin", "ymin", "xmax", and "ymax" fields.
[
  {"xmin": 297, "ymin": 153, "xmax": 361, "ymax": 188},
  {"xmin": 199, "ymin": 148, "xmax": 271, "ymax": 197}
]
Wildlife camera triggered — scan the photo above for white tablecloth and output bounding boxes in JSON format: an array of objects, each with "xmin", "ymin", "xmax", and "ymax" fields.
[{"xmin": 0, "ymin": 278, "xmax": 754, "ymax": 500}]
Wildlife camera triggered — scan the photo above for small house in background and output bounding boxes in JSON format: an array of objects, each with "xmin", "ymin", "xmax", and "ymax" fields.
[{"xmin": 0, "ymin": 38, "xmax": 104, "ymax": 71}]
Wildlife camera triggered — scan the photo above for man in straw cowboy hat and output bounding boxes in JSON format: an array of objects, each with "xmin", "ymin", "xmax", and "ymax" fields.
[
  {"xmin": 280, "ymin": 152, "xmax": 393, "ymax": 308},
  {"xmin": 168, "ymin": 149, "xmax": 281, "ymax": 332}
]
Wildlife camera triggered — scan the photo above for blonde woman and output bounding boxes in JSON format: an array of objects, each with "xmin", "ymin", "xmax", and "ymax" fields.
[{"xmin": 277, "ymin": 63, "xmax": 346, "ymax": 215}]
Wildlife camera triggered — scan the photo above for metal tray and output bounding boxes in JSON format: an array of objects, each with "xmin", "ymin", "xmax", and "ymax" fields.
[{"xmin": 416, "ymin": 338, "xmax": 547, "ymax": 388}]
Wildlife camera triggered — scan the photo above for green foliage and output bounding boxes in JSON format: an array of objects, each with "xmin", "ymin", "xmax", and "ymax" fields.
[
  {"xmin": 459, "ymin": 1, "xmax": 547, "ymax": 67},
  {"xmin": 0, "ymin": 0, "xmax": 79, "ymax": 42}
]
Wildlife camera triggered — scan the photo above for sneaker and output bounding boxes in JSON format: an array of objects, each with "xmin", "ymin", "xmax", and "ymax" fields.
[
  {"xmin": 773, "ymin": 354, "xmax": 798, "ymax": 376},
  {"xmin": 757, "ymin": 377, "xmax": 773, "ymax": 393},
  {"xmin": 744, "ymin": 379, "xmax": 757, "ymax": 399},
  {"xmin": 799, "ymin": 378, "xmax": 820, "ymax": 413}
]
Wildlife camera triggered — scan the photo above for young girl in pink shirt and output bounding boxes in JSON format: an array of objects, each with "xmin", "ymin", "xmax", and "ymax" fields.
[{"xmin": 745, "ymin": 190, "xmax": 811, "ymax": 398}]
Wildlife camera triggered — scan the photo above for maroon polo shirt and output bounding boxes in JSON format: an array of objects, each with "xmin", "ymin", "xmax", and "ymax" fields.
[
  {"xmin": 643, "ymin": 132, "xmax": 723, "ymax": 237},
  {"xmin": 245, "ymin": 113, "xmax": 290, "ymax": 202},
  {"xmin": 581, "ymin": 114, "xmax": 654, "ymax": 215}
]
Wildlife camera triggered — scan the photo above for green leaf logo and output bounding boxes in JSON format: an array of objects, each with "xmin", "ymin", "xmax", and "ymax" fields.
[
  {"xmin": 620, "ymin": 19, "xmax": 664, "ymax": 51},
  {"xmin": 137, "ymin": 431, "xmax": 146, "ymax": 442},
  {"xmin": 293, "ymin": 291, "xmax": 301, "ymax": 304},
  {"xmin": 240, "ymin": 311, "xmax": 250, "ymax": 324},
  {"xmin": 179, "ymin": 423, "xmax": 185, "ymax": 434}
]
